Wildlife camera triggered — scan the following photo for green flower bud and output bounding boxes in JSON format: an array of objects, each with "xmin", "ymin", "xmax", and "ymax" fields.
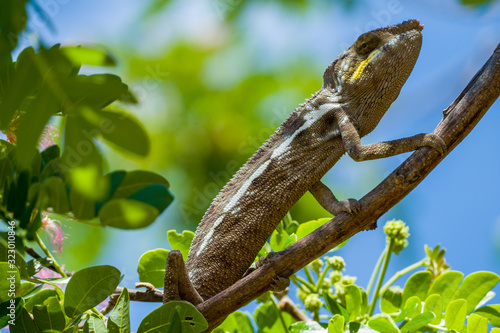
[
  {"xmin": 341, "ymin": 275, "xmax": 357, "ymax": 285},
  {"xmin": 330, "ymin": 270, "xmax": 342, "ymax": 284},
  {"xmin": 383, "ymin": 219, "xmax": 410, "ymax": 254},
  {"xmin": 327, "ymin": 256, "xmax": 346, "ymax": 271},
  {"xmin": 304, "ymin": 293, "xmax": 323, "ymax": 313},
  {"xmin": 297, "ymin": 288, "xmax": 309, "ymax": 302},
  {"xmin": 308, "ymin": 258, "xmax": 324, "ymax": 275}
]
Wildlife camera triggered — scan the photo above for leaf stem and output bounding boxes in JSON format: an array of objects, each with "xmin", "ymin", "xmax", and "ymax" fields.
[
  {"xmin": 304, "ymin": 266, "xmax": 315, "ymax": 285},
  {"xmin": 368, "ymin": 239, "xmax": 393, "ymax": 316},
  {"xmin": 379, "ymin": 258, "xmax": 427, "ymax": 296},
  {"xmin": 315, "ymin": 263, "xmax": 331, "ymax": 293},
  {"xmin": 366, "ymin": 248, "xmax": 386, "ymax": 297},
  {"xmin": 290, "ymin": 275, "xmax": 315, "ymax": 292},
  {"xmin": 35, "ymin": 233, "xmax": 67, "ymax": 277}
]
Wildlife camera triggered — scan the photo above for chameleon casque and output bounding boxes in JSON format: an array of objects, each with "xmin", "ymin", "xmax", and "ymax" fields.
[{"xmin": 163, "ymin": 19, "xmax": 445, "ymax": 305}]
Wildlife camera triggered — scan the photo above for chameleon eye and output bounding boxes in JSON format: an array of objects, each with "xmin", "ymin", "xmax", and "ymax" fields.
[{"xmin": 355, "ymin": 32, "xmax": 381, "ymax": 55}]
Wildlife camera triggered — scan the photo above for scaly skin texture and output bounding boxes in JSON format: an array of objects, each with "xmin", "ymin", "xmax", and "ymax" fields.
[{"xmin": 164, "ymin": 19, "xmax": 445, "ymax": 303}]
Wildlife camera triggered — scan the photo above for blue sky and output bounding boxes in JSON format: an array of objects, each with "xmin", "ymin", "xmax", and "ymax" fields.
[{"xmin": 19, "ymin": 0, "xmax": 500, "ymax": 329}]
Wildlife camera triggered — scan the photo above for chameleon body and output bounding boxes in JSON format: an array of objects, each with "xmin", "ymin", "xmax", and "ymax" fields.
[{"xmin": 164, "ymin": 19, "xmax": 445, "ymax": 304}]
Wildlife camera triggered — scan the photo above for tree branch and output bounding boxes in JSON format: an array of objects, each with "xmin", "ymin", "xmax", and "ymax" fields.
[{"xmin": 197, "ymin": 44, "xmax": 500, "ymax": 331}]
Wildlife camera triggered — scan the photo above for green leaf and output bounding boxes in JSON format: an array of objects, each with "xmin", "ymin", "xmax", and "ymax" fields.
[
  {"xmin": 130, "ymin": 183, "xmax": 174, "ymax": 213},
  {"xmin": 137, "ymin": 249, "xmax": 169, "ymax": 288},
  {"xmin": 0, "ymin": 263, "xmax": 19, "ymax": 303},
  {"xmin": 270, "ymin": 229, "xmax": 290, "ymax": 252},
  {"xmin": 444, "ymin": 298, "xmax": 467, "ymax": 331},
  {"xmin": 0, "ymin": 236, "xmax": 28, "ymax": 278},
  {"xmin": 32, "ymin": 296, "xmax": 66, "ymax": 331},
  {"xmin": 62, "ymin": 46, "xmax": 116, "ymax": 67},
  {"xmin": 282, "ymin": 233, "xmax": 297, "ymax": 250},
  {"xmin": 16, "ymin": 85, "xmax": 58, "ymax": 168},
  {"xmin": 492, "ymin": 328, "xmax": 500, "ymax": 333},
  {"xmin": 345, "ymin": 284, "xmax": 362, "ymax": 320},
  {"xmin": 9, "ymin": 306, "xmax": 40, "ymax": 333},
  {"xmin": 16, "ymin": 282, "xmax": 37, "ymax": 298},
  {"xmin": 83, "ymin": 313, "xmax": 108, "ymax": 333},
  {"xmin": 94, "ymin": 109, "xmax": 150, "ymax": 157},
  {"xmin": 452, "ymin": 271, "xmax": 500, "ymax": 313},
  {"xmin": 108, "ymin": 287, "xmax": 130, "ymax": 333},
  {"xmin": 112, "ymin": 170, "xmax": 169, "ymax": 199},
  {"xmin": 99, "ymin": 198, "xmax": 160, "ymax": 229},
  {"xmin": 467, "ymin": 313, "xmax": 488, "ymax": 333},
  {"xmin": 137, "ymin": 301, "xmax": 208, "ymax": 333},
  {"xmin": 0, "ymin": 157, "xmax": 14, "ymax": 191},
  {"xmin": 328, "ymin": 314, "xmax": 345, "ymax": 333},
  {"xmin": 403, "ymin": 296, "xmax": 421, "ymax": 320},
  {"xmin": 381, "ymin": 286, "xmax": 403, "ymax": 313},
  {"xmin": 0, "ymin": 298, "xmax": 23, "ymax": 328},
  {"xmin": 70, "ymin": 186, "xmax": 96, "ymax": 220},
  {"xmin": 167, "ymin": 305, "xmax": 183, "ymax": 333},
  {"xmin": 402, "ymin": 271, "xmax": 431, "ymax": 307},
  {"xmin": 475, "ymin": 304, "xmax": 500, "ymax": 327},
  {"xmin": 216, "ymin": 311, "xmax": 255, "ymax": 333},
  {"xmin": 394, "ymin": 297, "xmax": 419, "ymax": 322},
  {"xmin": 0, "ymin": 47, "xmax": 38, "ymax": 131},
  {"xmin": 423, "ymin": 294, "xmax": 443, "ymax": 325},
  {"xmin": 368, "ymin": 314, "xmax": 400, "ymax": 333},
  {"xmin": 40, "ymin": 144, "xmax": 60, "ymax": 168},
  {"xmin": 323, "ymin": 293, "xmax": 348, "ymax": 322},
  {"xmin": 254, "ymin": 301, "xmax": 294, "ymax": 332},
  {"xmin": 167, "ymin": 230, "xmax": 194, "ymax": 260},
  {"xmin": 289, "ymin": 321, "xmax": 325, "ymax": 332},
  {"xmin": 24, "ymin": 289, "xmax": 58, "ymax": 313},
  {"xmin": 399, "ymin": 312, "xmax": 435, "ymax": 333},
  {"xmin": 63, "ymin": 74, "xmax": 127, "ymax": 109},
  {"xmin": 64, "ymin": 265, "xmax": 121, "ymax": 318},
  {"xmin": 295, "ymin": 218, "xmax": 330, "ymax": 240},
  {"xmin": 43, "ymin": 176, "xmax": 70, "ymax": 213},
  {"xmin": 428, "ymin": 270, "xmax": 463, "ymax": 308}
]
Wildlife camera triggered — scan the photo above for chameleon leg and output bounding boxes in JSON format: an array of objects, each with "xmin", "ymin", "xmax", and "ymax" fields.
[
  {"xmin": 309, "ymin": 180, "xmax": 360, "ymax": 215},
  {"xmin": 163, "ymin": 250, "xmax": 204, "ymax": 305},
  {"xmin": 331, "ymin": 106, "xmax": 446, "ymax": 161}
]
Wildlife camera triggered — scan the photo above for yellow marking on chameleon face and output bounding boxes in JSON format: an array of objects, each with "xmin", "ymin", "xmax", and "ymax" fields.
[{"xmin": 350, "ymin": 49, "xmax": 381, "ymax": 82}]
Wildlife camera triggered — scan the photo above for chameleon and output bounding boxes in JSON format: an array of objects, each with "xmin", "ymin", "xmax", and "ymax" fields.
[{"xmin": 163, "ymin": 19, "xmax": 446, "ymax": 305}]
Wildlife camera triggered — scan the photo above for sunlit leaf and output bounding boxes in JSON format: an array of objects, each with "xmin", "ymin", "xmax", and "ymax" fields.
[
  {"xmin": 137, "ymin": 248, "xmax": 169, "ymax": 288},
  {"xmin": 32, "ymin": 296, "xmax": 66, "ymax": 332},
  {"xmin": 452, "ymin": 271, "xmax": 499, "ymax": 313},
  {"xmin": 401, "ymin": 271, "xmax": 431, "ymax": 307},
  {"xmin": 475, "ymin": 304, "xmax": 500, "ymax": 327},
  {"xmin": 137, "ymin": 301, "xmax": 207, "ymax": 333},
  {"xmin": 112, "ymin": 170, "xmax": 169, "ymax": 200},
  {"xmin": 62, "ymin": 46, "xmax": 116, "ymax": 67},
  {"xmin": 108, "ymin": 287, "xmax": 130, "ymax": 333},
  {"xmin": 99, "ymin": 198, "xmax": 159, "ymax": 229},
  {"xmin": 423, "ymin": 294, "xmax": 442, "ymax": 325},
  {"xmin": 64, "ymin": 265, "xmax": 121, "ymax": 318},
  {"xmin": 444, "ymin": 298, "xmax": 467, "ymax": 331},
  {"xmin": 167, "ymin": 230, "xmax": 194, "ymax": 260},
  {"xmin": 368, "ymin": 314, "xmax": 399, "ymax": 333}
]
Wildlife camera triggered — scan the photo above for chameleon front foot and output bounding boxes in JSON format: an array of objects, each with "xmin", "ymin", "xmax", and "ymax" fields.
[{"xmin": 271, "ymin": 276, "xmax": 290, "ymax": 292}]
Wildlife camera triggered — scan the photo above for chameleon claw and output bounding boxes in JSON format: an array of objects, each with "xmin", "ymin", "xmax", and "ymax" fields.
[{"xmin": 270, "ymin": 276, "xmax": 290, "ymax": 292}]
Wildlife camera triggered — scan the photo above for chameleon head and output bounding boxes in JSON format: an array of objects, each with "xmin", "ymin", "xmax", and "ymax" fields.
[{"xmin": 322, "ymin": 19, "xmax": 423, "ymax": 135}]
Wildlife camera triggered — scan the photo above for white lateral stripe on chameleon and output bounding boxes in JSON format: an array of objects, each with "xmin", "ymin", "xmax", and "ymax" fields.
[
  {"xmin": 195, "ymin": 159, "xmax": 272, "ymax": 257},
  {"xmin": 271, "ymin": 103, "xmax": 340, "ymax": 160}
]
